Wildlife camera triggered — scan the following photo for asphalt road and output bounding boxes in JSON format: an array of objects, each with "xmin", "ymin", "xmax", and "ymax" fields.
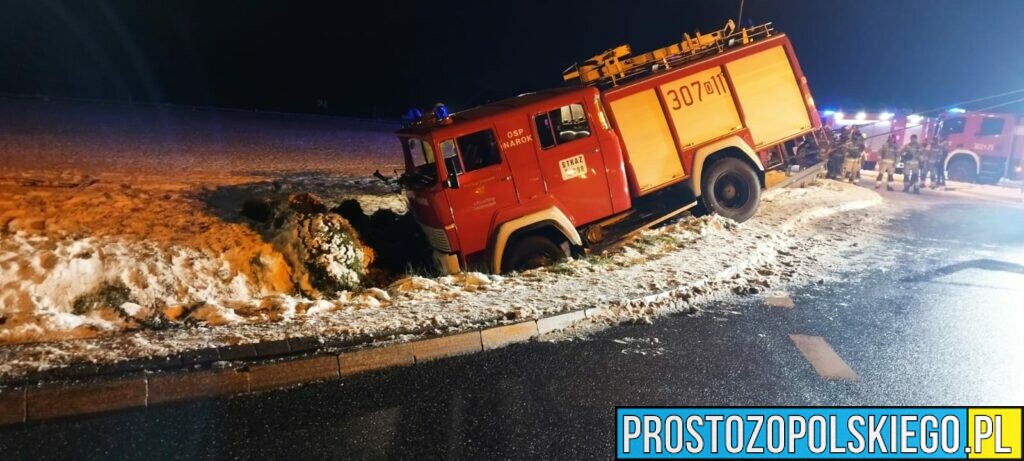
[{"xmin": 2, "ymin": 181, "xmax": 1023, "ymax": 460}]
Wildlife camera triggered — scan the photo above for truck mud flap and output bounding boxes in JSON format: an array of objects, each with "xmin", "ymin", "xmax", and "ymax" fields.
[{"xmin": 765, "ymin": 161, "xmax": 824, "ymax": 190}]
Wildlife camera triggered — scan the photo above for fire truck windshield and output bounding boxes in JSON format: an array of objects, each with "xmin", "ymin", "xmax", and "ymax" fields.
[{"xmin": 402, "ymin": 137, "xmax": 438, "ymax": 184}]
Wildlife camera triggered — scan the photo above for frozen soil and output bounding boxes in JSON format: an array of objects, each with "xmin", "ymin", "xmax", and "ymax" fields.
[
  {"xmin": 0, "ymin": 96, "xmax": 892, "ymax": 379},
  {"xmin": 0, "ymin": 97, "xmax": 405, "ymax": 349}
]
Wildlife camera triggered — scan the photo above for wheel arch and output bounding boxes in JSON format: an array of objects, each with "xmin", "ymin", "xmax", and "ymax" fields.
[
  {"xmin": 491, "ymin": 207, "xmax": 582, "ymax": 273},
  {"xmin": 691, "ymin": 136, "xmax": 765, "ymax": 197}
]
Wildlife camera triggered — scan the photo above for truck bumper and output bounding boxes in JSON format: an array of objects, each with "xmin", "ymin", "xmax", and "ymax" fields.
[{"xmin": 433, "ymin": 251, "xmax": 462, "ymax": 275}]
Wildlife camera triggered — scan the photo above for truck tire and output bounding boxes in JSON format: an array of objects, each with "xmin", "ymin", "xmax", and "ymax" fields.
[
  {"xmin": 700, "ymin": 157, "xmax": 761, "ymax": 223},
  {"xmin": 502, "ymin": 235, "xmax": 567, "ymax": 273},
  {"xmin": 946, "ymin": 155, "xmax": 977, "ymax": 183}
]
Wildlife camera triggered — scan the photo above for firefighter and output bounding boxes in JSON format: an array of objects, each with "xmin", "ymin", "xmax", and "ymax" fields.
[
  {"xmin": 925, "ymin": 139, "xmax": 937, "ymax": 188},
  {"xmin": 850, "ymin": 125, "xmax": 866, "ymax": 151},
  {"xmin": 842, "ymin": 139, "xmax": 862, "ymax": 183},
  {"xmin": 847, "ymin": 126, "xmax": 864, "ymax": 180},
  {"xmin": 901, "ymin": 134, "xmax": 924, "ymax": 193},
  {"xmin": 875, "ymin": 135, "xmax": 898, "ymax": 191},
  {"xmin": 796, "ymin": 135, "xmax": 820, "ymax": 168},
  {"xmin": 932, "ymin": 138, "xmax": 949, "ymax": 187},
  {"xmin": 827, "ymin": 126, "xmax": 850, "ymax": 179},
  {"xmin": 920, "ymin": 140, "xmax": 934, "ymax": 186},
  {"xmin": 842, "ymin": 126, "xmax": 865, "ymax": 183}
]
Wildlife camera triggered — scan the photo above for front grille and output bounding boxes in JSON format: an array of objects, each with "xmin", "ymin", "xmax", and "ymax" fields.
[{"xmin": 420, "ymin": 224, "xmax": 452, "ymax": 252}]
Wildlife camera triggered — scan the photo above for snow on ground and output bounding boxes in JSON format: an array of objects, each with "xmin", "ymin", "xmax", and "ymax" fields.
[
  {"xmin": 0, "ymin": 180, "xmax": 889, "ymax": 378},
  {"xmin": 0, "ymin": 96, "xmax": 892, "ymax": 379},
  {"xmin": 943, "ymin": 181, "xmax": 1024, "ymax": 203},
  {"xmin": 857, "ymin": 169, "xmax": 1024, "ymax": 204}
]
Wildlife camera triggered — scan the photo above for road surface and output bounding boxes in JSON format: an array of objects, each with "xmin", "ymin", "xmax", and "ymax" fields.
[{"xmin": 2, "ymin": 181, "xmax": 1022, "ymax": 460}]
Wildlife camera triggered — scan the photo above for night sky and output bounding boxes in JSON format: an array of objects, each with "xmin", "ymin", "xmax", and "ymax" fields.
[{"xmin": 2, "ymin": 0, "xmax": 1023, "ymax": 118}]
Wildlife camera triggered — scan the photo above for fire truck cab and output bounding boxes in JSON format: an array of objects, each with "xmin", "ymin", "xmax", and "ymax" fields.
[{"xmin": 398, "ymin": 88, "xmax": 629, "ymax": 274}]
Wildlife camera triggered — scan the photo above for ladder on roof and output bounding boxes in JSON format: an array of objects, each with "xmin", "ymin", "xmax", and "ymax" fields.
[{"xmin": 562, "ymin": 20, "xmax": 775, "ymax": 86}]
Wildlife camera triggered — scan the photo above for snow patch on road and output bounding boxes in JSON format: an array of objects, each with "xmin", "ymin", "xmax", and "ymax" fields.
[{"xmin": 614, "ymin": 337, "xmax": 666, "ymax": 356}]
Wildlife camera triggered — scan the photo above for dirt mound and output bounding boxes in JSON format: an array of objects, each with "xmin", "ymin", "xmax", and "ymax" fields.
[
  {"xmin": 241, "ymin": 197, "xmax": 276, "ymax": 224},
  {"xmin": 288, "ymin": 192, "xmax": 328, "ymax": 215}
]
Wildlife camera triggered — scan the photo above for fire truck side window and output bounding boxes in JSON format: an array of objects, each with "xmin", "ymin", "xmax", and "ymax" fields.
[
  {"xmin": 534, "ymin": 115, "xmax": 557, "ymax": 149},
  {"xmin": 455, "ymin": 129, "xmax": 502, "ymax": 173},
  {"xmin": 440, "ymin": 139, "xmax": 463, "ymax": 176},
  {"xmin": 533, "ymin": 103, "xmax": 591, "ymax": 149},
  {"xmin": 979, "ymin": 118, "xmax": 1005, "ymax": 136}
]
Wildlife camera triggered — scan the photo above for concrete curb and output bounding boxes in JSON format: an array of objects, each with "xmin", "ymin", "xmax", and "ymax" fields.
[
  {"xmin": 249, "ymin": 355, "xmax": 339, "ymax": 392},
  {"xmin": 26, "ymin": 377, "xmax": 147, "ymax": 422},
  {"xmin": 482, "ymin": 321, "xmax": 539, "ymax": 350},
  {"xmin": 339, "ymin": 342, "xmax": 415, "ymax": 376},
  {"xmin": 412, "ymin": 331, "xmax": 483, "ymax": 362},
  {"xmin": 0, "ymin": 388, "xmax": 25, "ymax": 425},
  {"xmin": 0, "ymin": 317, "xmax": 564, "ymax": 426},
  {"xmin": 147, "ymin": 368, "xmax": 250, "ymax": 405},
  {"xmin": 537, "ymin": 310, "xmax": 586, "ymax": 335}
]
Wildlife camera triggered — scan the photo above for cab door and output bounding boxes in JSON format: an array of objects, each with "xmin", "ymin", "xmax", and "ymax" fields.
[
  {"xmin": 532, "ymin": 101, "xmax": 614, "ymax": 225},
  {"xmin": 440, "ymin": 128, "xmax": 518, "ymax": 257}
]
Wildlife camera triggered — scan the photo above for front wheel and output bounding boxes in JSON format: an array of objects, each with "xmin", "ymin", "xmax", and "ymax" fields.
[
  {"xmin": 700, "ymin": 157, "xmax": 761, "ymax": 223},
  {"xmin": 501, "ymin": 235, "xmax": 568, "ymax": 273},
  {"xmin": 946, "ymin": 155, "xmax": 977, "ymax": 183}
]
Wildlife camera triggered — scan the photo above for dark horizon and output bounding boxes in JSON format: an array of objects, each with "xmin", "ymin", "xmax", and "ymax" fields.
[{"xmin": 2, "ymin": 0, "xmax": 1024, "ymax": 118}]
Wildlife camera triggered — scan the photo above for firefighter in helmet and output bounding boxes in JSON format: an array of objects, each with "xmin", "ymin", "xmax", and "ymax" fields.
[
  {"xmin": 850, "ymin": 125, "xmax": 866, "ymax": 149},
  {"xmin": 920, "ymin": 139, "xmax": 934, "ymax": 186},
  {"xmin": 796, "ymin": 135, "xmax": 820, "ymax": 168},
  {"xmin": 842, "ymin": 125, "xmax": 865, "ymax": 183},
  {"xmin": 900, "ymin": 134, "xmax": 924, "ymax": 193},
  {"xmin": 875, "ymin": 135, "xmax": 898, "ymax": 191},
  {"xmin": 930, "ymin": 138, "xmax": 949, "ymax": 188},
  {"xmin": 827, "ymin": 126, "xmax": 850, "ymax": 179}
]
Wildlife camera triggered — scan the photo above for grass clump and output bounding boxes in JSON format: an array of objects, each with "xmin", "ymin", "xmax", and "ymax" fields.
[{"xmin": 72, "ymin": 281, "xmax": 133, "ymax": 315}]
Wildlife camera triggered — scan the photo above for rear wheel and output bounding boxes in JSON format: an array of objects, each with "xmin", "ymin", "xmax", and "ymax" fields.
[
  {"xmin": 501, "ymin": 235, "xmax": 567, "ymax": 273},
  {"xmin": 946, "ymin": 155, "xmax": 977, "ymax": 183},
  {"xmin": 700, "ymin": 157, "xmax": 761, "ymax": 222}
]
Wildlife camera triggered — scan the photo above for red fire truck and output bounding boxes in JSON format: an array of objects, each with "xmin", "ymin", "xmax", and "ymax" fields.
[
  {"xmin": 395, "ymin": 21, "xmax": 822, "ymax": 274},
  {"xmin": 936, "ymin": 111, "xmax": 1024, "ymax": 183}
]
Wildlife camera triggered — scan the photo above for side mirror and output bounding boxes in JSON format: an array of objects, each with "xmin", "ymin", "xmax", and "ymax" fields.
[{"xmin": 446, "ymin": 173, "xmax": 460, "ymax": 189}]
